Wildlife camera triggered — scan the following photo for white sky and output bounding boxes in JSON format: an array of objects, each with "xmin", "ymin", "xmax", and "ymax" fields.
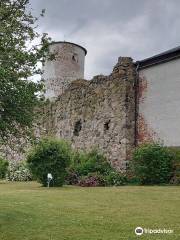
[{"xmin": 30, "ymin": 0, "xmax": 180, "ymax": 79}]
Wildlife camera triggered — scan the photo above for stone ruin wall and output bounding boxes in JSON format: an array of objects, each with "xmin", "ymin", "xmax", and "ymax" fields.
[{"xmin": 40, "ymin": 57, "xmax": 136, "ymax": 171}]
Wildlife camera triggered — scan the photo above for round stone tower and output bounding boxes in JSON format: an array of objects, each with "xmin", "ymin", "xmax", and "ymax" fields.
[{"xmin": 43, "ymin": 41, "xmax": 87, "ymax": 100}]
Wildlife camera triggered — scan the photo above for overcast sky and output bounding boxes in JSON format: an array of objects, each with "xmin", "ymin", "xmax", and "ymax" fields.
[{"xmin": 30, "ymin": 0, "xmax": 180, "ymax": 79}]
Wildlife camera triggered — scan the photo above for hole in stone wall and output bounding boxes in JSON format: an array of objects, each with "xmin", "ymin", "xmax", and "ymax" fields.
[
  {"xmin": 72, "ymin": 53, "xmax": 78, "ymax": 63},
  {"xmin": 125, "ymin": 161, "xmax": 129, "ymax": 169},
  {"xmin": 125, "ymin": 93, "xmax": 129, "ymax": 102},
  {"xmin": 104, "ymin": 120, "xmax": 111, "ymax": 131},
  {"xmin": 73, "ymin": 120, "xmax": 82, "ymax": 136}
]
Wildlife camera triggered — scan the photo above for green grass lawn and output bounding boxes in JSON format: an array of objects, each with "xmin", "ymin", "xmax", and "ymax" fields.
[{"xmin": 0, "ymin": 182, "xmax": 179, "ymax": 240}]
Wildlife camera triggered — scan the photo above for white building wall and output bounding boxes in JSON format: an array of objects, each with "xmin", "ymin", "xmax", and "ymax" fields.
[
  {"xmin": 43, "ymin": 42, "xmax": 86, "ymax": 100},
  {"xmin": 138, "ymin": 58, "xmax": 180, "ymax": 146}
]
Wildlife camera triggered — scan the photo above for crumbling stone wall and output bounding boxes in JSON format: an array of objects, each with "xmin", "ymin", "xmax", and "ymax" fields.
[{"xmin": 41, "ymin": 57, "xmax": 136, "ymax": 171}]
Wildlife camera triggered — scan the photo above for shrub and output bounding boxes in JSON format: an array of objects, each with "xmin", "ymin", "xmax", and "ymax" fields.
[
  {"xmin": 105, "ymin": 171, "xmax": 127, "ymax": 186},
  {"xmin": 71, "ymin": 149, "xmax": 112, "ymax": 176},
  {"xmin": 27, "ymin": 138, "xmax": 71, "ymax": 187},
  {"xmin": 125, "ymin": 169, "xmax": 140, "ymax": 185},
  {"xmin": 0, "ymin": 157, "xmax": 9, "ymax": 179},
  {"xmin": 171, "ymin": 161, "xmax": 180, "ymax": 184},
  {"xmin": 66, "ymin": 149, "xmax": 129, "ymax": 187},
  {"xmin": 132, "ymin": 143, "xmax": 173, "ymax": 185},
  {"xmin": 65, "ymin": 167, "xmax": 79, "ymax": 185},
  {"xmin": 66, "ymin": 149, "xmax": 113, "ymax": 186},
  {"xmin": 168, "ymin": 147, "xmax": 180, "ymax": 184},
  {"xmin": 78, "ymin": 172, "xmax": 106, "ymax": 187},
  {"xmin": 6, "ymin": 161, "xmax": 32, "ymax": 181}
]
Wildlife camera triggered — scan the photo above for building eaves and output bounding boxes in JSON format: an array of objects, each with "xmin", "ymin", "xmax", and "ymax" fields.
[{"xmin": 136, "ymin": 46, "xmax": 180, "ymax": 69}]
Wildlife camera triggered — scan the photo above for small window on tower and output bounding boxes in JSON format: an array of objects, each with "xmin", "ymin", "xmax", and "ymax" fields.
[{"xmin": 72, "ymin": 53, "xmax": 78, "ymax": 62}]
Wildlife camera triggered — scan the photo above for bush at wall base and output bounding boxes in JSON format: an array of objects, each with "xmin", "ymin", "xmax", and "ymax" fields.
[
  {"xmin": 105, "ymin": 171, "xmax": 127, "ymax": 186},
  {"xmin": 27, "ymin": 138, "xmax": 71, "ymax": 187},
  {"xmin": 76, "ymin": 171, "xmax": 128, "ymax": 187},
  {"xmin": 70, "ymin": 149, "xmax": 112, "ymax": 176},
  {"xmin": 6, "ymin": 161, "xmax": 32, "ymax": 181},
  {"xmin": 0, "ymin": 157, "xmax": 9, "ymax": 179},
  {"xmin": 168, "ymin": 147, "xmax": 180, "ymax": 184},
  {"xmin": 66, "ymin": 148, "xmax": 128, "ymax": 187},
  {"xmin": 170, "ymin": 162, "xmax": 180, "ymax": 185},
  {"xmin": 132, "ymin": 143, "xmax": 173, "ymax": 185},
  {"xmin": 65, "ymin": 167, "xmax": 79, "ymax": 185},
  {"xmin": 78, "ymin": 172, "xmax": 106, "ymax": 187}
]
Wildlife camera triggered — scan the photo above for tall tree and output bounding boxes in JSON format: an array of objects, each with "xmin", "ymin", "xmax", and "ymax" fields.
[{"xmin": 0, "ymin": 0, "xmax": 51, "ymax": 145}]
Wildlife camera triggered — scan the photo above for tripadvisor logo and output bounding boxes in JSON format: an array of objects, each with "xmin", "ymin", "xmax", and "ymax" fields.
[
  {"xmin": 135, "ymin": 226, "xmax": 174, "ymax": 236},
  {"xmin": 135, "ymin": 227, "xmax": 143, "ymax": 236}
]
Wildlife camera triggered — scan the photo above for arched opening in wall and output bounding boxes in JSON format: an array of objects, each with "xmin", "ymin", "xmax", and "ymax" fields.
[
  {"xmin": 104, "ymin": 120, "xmax": 111, "ymax": 132},
  {"xmin": 73, "ymin": 120, "xmax": 82, "ymax": 136}
]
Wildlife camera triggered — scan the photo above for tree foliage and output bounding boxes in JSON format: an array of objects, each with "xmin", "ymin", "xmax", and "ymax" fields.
[{"xmin": 0, "ymin": 0, "xmax": 51, "ymax": 144}]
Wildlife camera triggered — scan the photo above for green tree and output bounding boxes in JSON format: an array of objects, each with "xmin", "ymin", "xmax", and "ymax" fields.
[{"xmin": 0, "ymin": 0, "xmax": 51, "ymax": 145}]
